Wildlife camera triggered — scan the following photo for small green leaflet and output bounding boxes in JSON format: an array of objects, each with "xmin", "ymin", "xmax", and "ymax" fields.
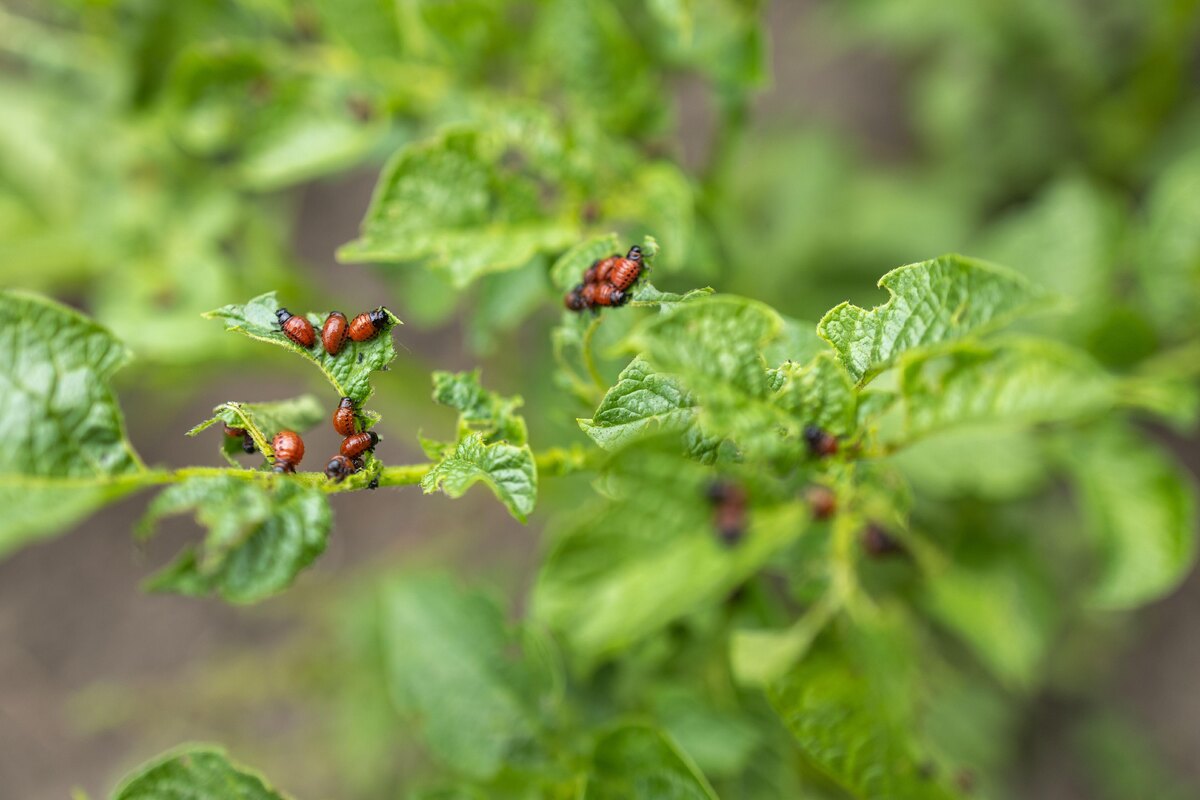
[
  {"xmin": 431, "ymin": 369, "xmax": 527, "ymax": 447},
  {"xmin": 338, "ymin": 128, "xmax": 578, "ymax": 288},
  {"xmin": 770, "ymin": 351, "xmax": 857, "ymax": 436},
  {"xmin": 0, "ymin": 290, "xmax": 148, "ymax": 557},
  {"xmin": 1068, "ymin": 425, "xmax": 1197, "ymax": 609},
  {"xmin": 376, "ymin": 574, "xmax": 539, "ymax": 780},
  {"xmin": 110, "ymin": 745, "xmax": 292, "ymax": 800},
  {"xmin": 578, "ymin": 356, "xmax": 704, "ymax": 452},
  {"xmin": 584, "ymin": 724, "xmax": 718, "ymax": 800},
  {"xmin": 421, "ymin": 434, "xmax": 536, "ymax": 522},
  {"xmin": 139, "ymin": 476, "xmax": 331, "ymax": 604},
  {"xmin": 187, "ymin": 395, "xmax": 325, "ymax": 466},
  {"xmin": 205, "ymin": 291, "xmax": 400, "ymax": 405},
  {"xmin": 817, "ymin": 254, "xmax": 1048, "ymax": 383},
  {"xmin": 422, "ymin": 371, "xmax": 536, "ymax": 521}
]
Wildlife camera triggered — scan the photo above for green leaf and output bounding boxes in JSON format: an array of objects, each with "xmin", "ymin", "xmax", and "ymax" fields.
[
  {"xmin": 338, "ymin": 128, "xmax": 578, "ymax": 287},
  {"xmin": 187, "ymin": 395, "xmax": 326, "ymax": 466},
  {"xmin": 110, "ymin": 744, "xmax": 291, "ymax": 800},
  {"xmin": 1068, "ymin": 426, "xmax": 1197, "ymax": 609},
  {"xmin": 0, "ymin": 290, "xmax": 147, "ymax": 556},
  {"xmin": 769, "ymin": 652, "xmax": 962, "ymax": 800},
  {"xmin": 578, "ymin": 357, "xmax": 703, "ymax": 452},
  {"xmin": 534, "ymin": 441, "xmax": 807, "ymax": 662},
  {"xmin": 421, "ymin": 433, "xmax": 537, "ymax": 522},
  {"xmin": 585, "ymin": 724, "xmax": 718, "ymax": 800},
  {"xmin": 924, "ymin": 550, "xmax": 1056, "ymax": 689},
  {"xmin": 204, "ymin": 291, "xmax": 401, "ymax": 405},
  {"xmin": 626, "ymin": 295, "xmax": 802, "ymax": 458},
  {"xmin": 896, "ymin": 338, "xmax": 1114, "ymax": 443},
  {"xmin": 770, "ymin": 351, "xmax": 857, "ymax": 436},
  {"xmin": 139, "ymin": 476, "xmax": 331, "ymax": 604},
  {"xmin": 817, "ymin": 254, "xmax": 1048, "ymax": 383},
  {"xmin": 431, "ymin": 369, "xmax": 527, "ymax": 447},
  {"xmin": 376, "ymin": 574, "xmax": 537, "ymax": 780}
]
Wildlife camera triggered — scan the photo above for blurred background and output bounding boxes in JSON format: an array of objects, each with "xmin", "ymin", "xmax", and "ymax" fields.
[{"xmin": 2, "ymin": 1, "xmax": 1199, "ymax": 797}]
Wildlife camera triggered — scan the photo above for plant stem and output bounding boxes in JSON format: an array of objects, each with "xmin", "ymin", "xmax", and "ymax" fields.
[{"xmin": 581, "ymin": 316, "xmax": 607, "ymax": 393}]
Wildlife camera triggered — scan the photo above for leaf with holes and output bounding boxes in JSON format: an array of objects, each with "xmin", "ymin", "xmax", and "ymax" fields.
[
  {"xmin": 204, "ymin": 291, "xmax": 400, "ymax": 406},
  {"xmin": 818, "ymin": 254, "xmax": 1048, "ymax": 383},
  {"xmin": 139, "ymin": 476, "xmax": 331, "ymax": 604}
]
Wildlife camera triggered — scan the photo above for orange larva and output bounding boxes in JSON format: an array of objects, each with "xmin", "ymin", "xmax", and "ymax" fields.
[
  {"xmin": 804, "ymin": 486, "xmax": 837, "ymax": 520},
  {"xmin": 332, "ymin": 396, "xmax": 356, "ymax": 436},
  {"xmin": 275, "ymin": 308, "xmax": 316, "ymax": 348},
  {"xmin": 584, "ymin": 255, "xmax": 618, "ymax": 285},
  {"xmin": 803, "ymin": 425, "xmax": 838, "ymax": 457},
  {"xmin": 861, "ymin": 523, "xmax": 904, "ymax": 558},
  {"xmin": 706, "ymin": 480, "xmax": 748, "ymax": 546},
  {"xmin": 340, "ymin": 431, "xmax": 379, "ymax": 459},
  {"xmin": 324, "ymin": 454, "xmax": 356, "ymax": 483},
  {"xmin": 607, "ymin": 245, "xmax": 644, "ymax": 291},
  {"xmin": 271, "ymin": 429, "xmax": 305, "ymax": 470},
  {"xmin": 565, "ymin": 284, "xmax": 589, "ymax": 312},
  {"xmin": 348, "ymin": 308, "xmax": 389, "ymax": 342},
  {"xmin": 321, "ymin": 311, "xmax": 349, "ymax": 356},
  {"xmin": 224, "ymin": 423, "xmax": 256, "ymax": 454},
  {"xmin": 581, "ymin": 281, "xmax": 626, "ymax": 308}
]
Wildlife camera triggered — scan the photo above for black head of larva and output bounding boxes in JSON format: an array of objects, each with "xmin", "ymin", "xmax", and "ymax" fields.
[
  {"xmin": 368, "ymin": 308, "xmax": 388, "ymax": 329},
  {"xmin": 626, "ymin": 245, "xmax": 643, "ymax": 262},
  {"xmin": 275, "ymin": 308, "xmax": 293, "ymax": 325}
]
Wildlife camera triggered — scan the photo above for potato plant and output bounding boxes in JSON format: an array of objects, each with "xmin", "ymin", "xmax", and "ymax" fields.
[{"xmin": 3, "ymin": 2, "xmax": 1200, "ymax": 799}]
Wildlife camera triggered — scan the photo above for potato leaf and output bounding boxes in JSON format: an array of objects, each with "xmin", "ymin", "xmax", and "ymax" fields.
[
  {"xmin": 533, "ymin": 440, "xmax": 807, "ymax": 663},
  {"xmin": 818, "ymin": 254, "xmax": 1048, "ymax": 383},
  {"xmin": 0, "ymin": 290, "xmax": 149, "ymax": 557},
  {"xmin": 205, "ymin": 291, "xmax": 401, "ymax": 405},
  {"xmin": 420, "ymin": 434, "xmax": 536, "ymax": 522},
  {"xmin": 376, "ymin": 574, "xmax": 538, "ymax": 780},
  {"xmin": 338, "ymin": 128, "xmax": 578, "ymax": 287},
  {"xmin": 1068, "ymin": 426, "xmax": 1197, "ymax": 609},
  {"xmin": 139, "ymin": 476, "xmax": 331, "ymax": 604},
  {"xmin": 110, "ymin": 745, "xmax": 291, "ymax": 800}
]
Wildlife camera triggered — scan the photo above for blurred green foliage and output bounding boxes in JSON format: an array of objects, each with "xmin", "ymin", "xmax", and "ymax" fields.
[{"xmin": 4, "ymin": 1, "xmax": 1200, "ymax": 799}]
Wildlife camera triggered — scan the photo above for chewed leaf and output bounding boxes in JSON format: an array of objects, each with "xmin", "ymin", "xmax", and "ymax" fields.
[
  {"xmin": 337, "ymin": 128, "xmax": 578, "ymax": 287},
  {"xmin": 431, "ymin": 370, "xmax": 527, "ymax": 446},
  {"xmin": 0, "ymin": 290, "xmax": 149, "ymax": 557},
  {"xmin": 110, "ymin": 744, "xmax": 291, "ymax": 800},
  {"xmin": 187, "ymin": 395, "xmax": 325, "ymax": 465},
  {"xmin": 818, "ymin": 254, "xmax": 1048, "ymax": 383},
  {"xmin": 770, "ymin": 351, "xmax": 857, "ymax": 436},
  {"xmin": 204, "ymin": 291, "xmax": 400, "ymax": 405},
  {"xmin": 421, "ymin": 433, "xmax": 537, "ymax": 522},
  {"xmin": 140, "ymin": 476, "xmax": 330, "ymax": 604},
  {"xmin": 628, "ymin": 282, "xmax": 714, "ymax": 312},
  {"xmin": 533, "ymin": 439, "xmax": 807, "ymax": 663}
]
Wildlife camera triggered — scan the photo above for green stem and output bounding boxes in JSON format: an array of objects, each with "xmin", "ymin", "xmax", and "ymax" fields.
[
  {"xmin": 581, "ymin": 316, "xmax": 607, "ymax": 393},
  {"xmin": 139, "ymin": 444, "xmax": 595, "ymax": 495}
]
